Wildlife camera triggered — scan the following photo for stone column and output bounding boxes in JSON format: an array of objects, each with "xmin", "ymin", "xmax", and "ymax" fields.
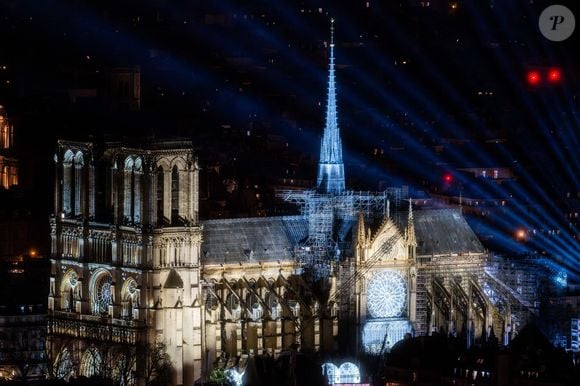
[
  {"xmin": 275, "ymin": 319, "xmax": 282, "ymax": 355},
  {"xmin": 88, "ymin": 161, "xmax": 95, "ymax": 218},
  {"xmin": 314, "ymin": 317, "xmax": 320, "ymax": 352},
  {"xmin": 54, "ymin": 155, "xmax": 62, "ymax": 215}
]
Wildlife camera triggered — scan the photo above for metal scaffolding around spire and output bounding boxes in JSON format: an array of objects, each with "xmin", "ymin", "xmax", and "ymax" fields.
[
  {"xmin": 277, "ymin": 19, "xmax": 406, "ymax": 280},
  {"xmin": 317, "ymin": 18, "xmax": 345, "ymax": 194}
]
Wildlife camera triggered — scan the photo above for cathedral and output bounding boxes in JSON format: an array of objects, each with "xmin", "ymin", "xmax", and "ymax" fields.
[{"xmin": 46, "ymin": 23, "xmax": 529, "ymax": 386}]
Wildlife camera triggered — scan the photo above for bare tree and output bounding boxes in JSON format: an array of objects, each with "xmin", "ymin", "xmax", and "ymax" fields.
[
  {"xmin": 141, "ymin": 341, "xmax": 172, "ymax": 386},
  {"xmin": 112, "ymin": 345, "xmax": 137, "ymax": 386},
  {"xmin": 82, "ymin": 344, "xmax": 136, "ymax": 386},
  {"xmin": 45, "ymin": 339, "xmax": 74, "ymax": 381}
]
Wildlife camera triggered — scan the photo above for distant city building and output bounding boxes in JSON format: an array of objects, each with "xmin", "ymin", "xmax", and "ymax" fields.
[
  {"xmin": 0, "ymin": 106, "xmax": 17, "ymax": 190},
  {"xmin": 0, "ymin": 307, "xmax": 46, "ymax": 381},
  {"xmin": 0, "ymin": 258, "xmax": 48, "ymax": 381}
]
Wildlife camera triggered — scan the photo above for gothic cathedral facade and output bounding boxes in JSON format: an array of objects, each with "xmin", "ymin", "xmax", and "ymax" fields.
[{"xmin": 47, "ymin": 140, "xmax": 205, "ymax": 385}]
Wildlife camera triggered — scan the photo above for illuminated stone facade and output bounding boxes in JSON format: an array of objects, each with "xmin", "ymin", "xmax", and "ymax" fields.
[
  {"xmin": 46, "ymin": 140, "xmax": 340, "ymax": 385},
  {"xmin": 47, "ymin": 140, "xmax": 203, "ymax": 386},
  {"xmin": 0, "ymin": 106, "xmax": 17, "ymax": 190}
]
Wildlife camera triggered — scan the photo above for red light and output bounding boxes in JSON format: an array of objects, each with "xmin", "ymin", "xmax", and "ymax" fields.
[
  {"xmin": 444, "ymin": 174, "xmax": 452, "ymax": 183},
  {"xmin": 527, "ymin": 70, "xmax": 541, "ymax": 86},
  {"xmin": 548, "ymin": 68, "xmax": 561, "ymax": 83}
]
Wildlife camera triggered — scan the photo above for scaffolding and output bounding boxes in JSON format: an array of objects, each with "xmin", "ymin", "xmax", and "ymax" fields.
[
  {"xmin": 414, "ymin": 253, "xmax": 488, "ymax": 337},
  {"xmin": 331, "ymin": 232, "xmax": 403, "ymax": 302},
  {"xmin": 277, "ymin": 189, "xmax": 393, "ymax": 279},
  {"xmin": 484, "ymin": 256, "xmax": 541, "ymax": 305}
]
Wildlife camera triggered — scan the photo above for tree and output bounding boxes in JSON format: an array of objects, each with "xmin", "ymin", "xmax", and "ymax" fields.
[
  {"xmin": 112, "ymin": 345, "xmax": 137, "ymax": 386},
  {"xmin": 208, "ymin": 367, "xmax": 227, "ymax": 385},
  {"xmin": 45, "ymin": 340, "xmax": 74, "ymax": 381},
  {"xmin": 141, "ymin": 341, "xmax": 172, "ymax": 386}
]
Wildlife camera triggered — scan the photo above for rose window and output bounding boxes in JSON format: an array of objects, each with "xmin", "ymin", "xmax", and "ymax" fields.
[
  {"xmin": 95, "ymin": 274, "xmax": 113, "ymax": 314},
  {"xmin": 367, "ymin": 270, "xmax": 407, "ymax": 318}
]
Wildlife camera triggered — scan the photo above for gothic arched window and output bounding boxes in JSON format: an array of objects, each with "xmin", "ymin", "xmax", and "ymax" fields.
[
  {"xmin": 62, "ymin": 150, "xmax": 75, "ymax": 214},
  {"xmin": 60, "ymin": 149, "xmax": 85, "ymax": 217},
  {"xmin": 266, "ymin": 291, "xmax": 280, "ymax": 319},
  {"xmin": 80, "ymin": 346, "xmax": 102, "ymax": 377},
  {"xmin": 73, "ymin": 151, "xmax": 84, "ymax": 216},
  {"xmin": 156, "ymin": 166, "xmax": 165, "ymax": 224},
  {"xmin": 60, "ymin": 269, "xmax": 79, "ymax": 312},
  {"xmin": 122, "ymin": 156, "xmax": 143, "ymax": 224},
  {"xmin": 133, "ymin": 157, "xmax": 142, "ymax": 223},
  {"xmin": 171, "ymin": 165, "xmax": 179, "ymax": 222},
  {"xmin": 121, "ymin": 277, "xmax": 138, "ymax": 319},
  {"xmin": 226, "ymin": 293, "xmax": 240, "ymax": 320},
  {"xmin": 55, "ymin": 347, "xmax": 74, "ymax": 380},
  {"xmin": 205, "ymin": 291, "xmax": 219, "ymax": 311},
  {"xmin": 246, "ymin": 293, "xmax": 262, "ymax": 321}
]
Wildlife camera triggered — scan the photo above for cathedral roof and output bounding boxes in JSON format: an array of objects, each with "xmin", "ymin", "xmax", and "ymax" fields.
[
  {"xmin": 398, "ymin": 208, "xmax": 485, "ymax": 256},
  {"xmin": 201, "ymin": 209, "xmax": 483, "ymax": 264},
  {"xmin": 201, "ymin": 215, "xmax": 308, "ymax": 264}
]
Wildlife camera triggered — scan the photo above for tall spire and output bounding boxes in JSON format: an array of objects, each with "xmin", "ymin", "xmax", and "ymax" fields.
[
  {"xmin": 317, "ymin": 18, "xmax": 345, "ymax": 194},
  {"xmin": 406, "ymin": 198, "xmax": 417, "ymax": 247}
]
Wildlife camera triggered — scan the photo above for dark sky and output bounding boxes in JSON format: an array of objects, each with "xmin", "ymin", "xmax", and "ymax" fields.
[{"xmin": 0, "ymin": 1, "xmax": 578, "ymax": 264}]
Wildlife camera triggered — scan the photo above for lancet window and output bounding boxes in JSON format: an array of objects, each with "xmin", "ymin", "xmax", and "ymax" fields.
[{"xmin": 122, "ymin": 156, "xmax": 143, "ymax": 224}]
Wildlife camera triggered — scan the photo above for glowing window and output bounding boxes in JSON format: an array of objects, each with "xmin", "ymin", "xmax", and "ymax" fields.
[
  {"xmin": 367, "ymin": 270, "xmax": 407, "ymax": 318},
  {"xmin": 55, "ymin": 347, "xmax": 74, "ymax": 380},
  {"xmin": 363, "ymin": 319, "xmax": 412, "ymax": 355},
  {"xmin": 321, "ymin": 363, "xmax": 340, "ymax": 384},
  {"xmin": 339, "ymin": 362, "xmax": 361, "ymax": 383},
  {"xmin": 91, "ymin": 271, "xmax": 113, "ymax": 315},
  {"xmin": 80, "ymin": 347, "xmax": 102, "ymax": 377},
  {"xmin": 321, "ymin": 362, "xmax": 362, "ymax": 384}
]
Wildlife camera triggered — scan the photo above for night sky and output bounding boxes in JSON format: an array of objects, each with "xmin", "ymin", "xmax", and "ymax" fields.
[{"xmin": 0, "ymin": 1, "xmax": 578, "ymax": 275}]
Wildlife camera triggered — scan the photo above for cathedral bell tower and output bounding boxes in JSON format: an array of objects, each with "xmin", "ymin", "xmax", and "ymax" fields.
[{"xmin": 48, "ymin": 140, "xmax": 203, "ymax": 386}]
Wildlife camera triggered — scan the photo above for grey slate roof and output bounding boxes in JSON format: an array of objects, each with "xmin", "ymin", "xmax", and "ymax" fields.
[
  {"xmin": 200, "ymin": 209, "xmax": 484, "ymax": 264},
  {"xmin": 400, "ymin": 208, "xmax": 485, "ymax": 256},
  {"xmin": 201, "ymin": 215, "xmax": 308, "ymax": 264}
]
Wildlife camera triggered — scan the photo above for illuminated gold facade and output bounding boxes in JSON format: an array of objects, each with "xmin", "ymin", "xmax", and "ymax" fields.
[{"xmin": 0, "ymin": 106, "xmax": 17, "ymax": 190}]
